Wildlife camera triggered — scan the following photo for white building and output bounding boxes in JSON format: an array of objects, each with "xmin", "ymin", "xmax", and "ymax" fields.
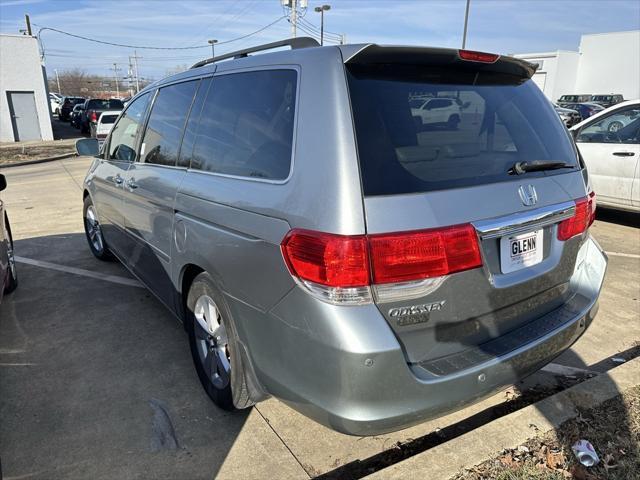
[
  {"xmin": 514, "ymin": 30, "xmax": 640, "ymax": 103},
  {"xmin": 0, "ymin": 34, "xmax": 53, "ymax": 142}
]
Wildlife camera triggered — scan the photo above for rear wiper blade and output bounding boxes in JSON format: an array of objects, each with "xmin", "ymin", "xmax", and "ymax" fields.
[{"xmin": 508, "ymin": 161, "xmax": 575, "ymax": 175}]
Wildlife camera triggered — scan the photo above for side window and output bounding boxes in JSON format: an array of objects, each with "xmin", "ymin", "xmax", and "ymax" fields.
[
  {"xmin": 191, "ymin": 69, "xmax": 297, "ymax": 180},
  {"xmin": 577, "ymin": 107, "xmax": 640, "ymax": 144},
  {"xmin": 140, "ymin": 80, "xmax": 199, "ymax": 167},
  {"xmin": 177, "ymin": 78, "xmax": 211, "ymax": 168},
  {"xmin": 108, "ymin": 92, "xmax": 151, "ymax": 162}
]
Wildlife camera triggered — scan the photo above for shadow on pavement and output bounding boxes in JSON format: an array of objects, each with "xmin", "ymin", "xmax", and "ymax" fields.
[{"xmin": 0, "ymin": 233, "xmax": 249, "ymax": 480}]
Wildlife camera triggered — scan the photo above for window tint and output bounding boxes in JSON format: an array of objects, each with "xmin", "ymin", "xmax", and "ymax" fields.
[
  {"xmin": 177, "ymin": 78, "xmax": 211, "ymax": 168},
  {"xmin": 108, "ymin": 92, "xmax": 151, "ymax": 162},
  {"xmin": 140, "ymin": 80, "xmax": 199, "ymax": 167},
  {"xmin": 87, "ymin": 99, "xmax": 124, "ymax": 110},
  {"xmin": 577, "ymin": 107, "xmax": 640, "ymax": 144},
  {"xmin": 100, "ymin": 114, "xmax": 118, "ymax": 124},
  {"xmin": 191, "ymin": 70, "xmax": 297, "ymax": 180},
  {"xmin": 347, "ymin": 64, "xmax": 578, "ymax": 196}
]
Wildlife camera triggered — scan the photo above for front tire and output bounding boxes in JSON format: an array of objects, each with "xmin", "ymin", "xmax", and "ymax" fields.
[
  {"xmin": 4, "ymin": 214, "xmax": 17, "ymax": 294},
  {"xmin": 83, "ymin": 196, "xmax": 113, "ymax": 261},
  {"xmin": 186, "ymin": 273, "xmax": 254, "ymax": 411}
]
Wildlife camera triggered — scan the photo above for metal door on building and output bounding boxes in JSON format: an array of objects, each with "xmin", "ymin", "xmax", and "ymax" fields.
[{"xmin": 6, "ymin": 91, "xmax": 42, "ymax": 141}]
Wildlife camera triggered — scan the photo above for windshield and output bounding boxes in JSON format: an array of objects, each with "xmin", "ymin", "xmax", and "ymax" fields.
[{"xmin": 347, "ymin": 64, "xmax": 578, "ymax": 196}]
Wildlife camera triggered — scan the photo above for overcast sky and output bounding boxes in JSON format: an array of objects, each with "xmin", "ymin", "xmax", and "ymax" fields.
[{"xmin": 1, "ymin": 0, "xmax": 639, "ymax": 81}]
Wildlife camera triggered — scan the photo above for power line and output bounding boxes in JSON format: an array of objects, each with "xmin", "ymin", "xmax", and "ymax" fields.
[
  {"xmin": 34, "ymin": 17, "xmax": 287, "ymax": 52},
  {"xmin": 298, "ymin": 17, "xmax": 342, "ymax": 40}
]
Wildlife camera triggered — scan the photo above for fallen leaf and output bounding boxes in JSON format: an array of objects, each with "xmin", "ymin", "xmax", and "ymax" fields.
[
  {"xmin": 546, "ymin": 449, "xmax": 566, "ymax": 469},
  {"xmin": 499, "ymin": 453, "xmax": 515, "ymax": 467}
]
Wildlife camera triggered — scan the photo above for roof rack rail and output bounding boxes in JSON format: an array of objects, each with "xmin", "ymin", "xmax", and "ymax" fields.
[{"xmin": 190, "ymin": 37, "xmax": 320, "ymax": 69}]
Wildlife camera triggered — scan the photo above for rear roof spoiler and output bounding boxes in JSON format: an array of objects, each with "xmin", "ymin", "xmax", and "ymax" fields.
[{"xmin": 341, "ymin": 44, "xmax": 537, "ymax": 79}]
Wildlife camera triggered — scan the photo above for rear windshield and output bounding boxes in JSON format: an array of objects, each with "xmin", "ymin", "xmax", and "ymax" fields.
[
  {"xmin": 87, "ymin": 99, "xmax": 124, "ymax": 110},
  {"xmin": 100, "ymin": 114, "xmax": 118, "ymax": 124},
  {"xmin": 347, "ymin": 64, "xmax": 578, "ymax": 196}
]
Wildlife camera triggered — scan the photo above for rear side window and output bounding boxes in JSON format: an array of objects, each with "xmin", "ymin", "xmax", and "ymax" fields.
[
  {"xmin": 347, "ymin": 64, "xmax": 578, "ymax": 196},
  {"xmin": 140, "ymin": 80, "xmax": 199, "ymax": 167},
  {"xmin": 191, "ymin": 69, "xmax": 297, "ymax": 180}
]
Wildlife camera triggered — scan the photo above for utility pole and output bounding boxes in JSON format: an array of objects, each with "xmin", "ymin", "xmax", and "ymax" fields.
[
  {"xmin": 314, "ymin": 4, "xmax": 331, "ymax": 46},
  {"xmin": 130, "ymin": 50, "xmax": 141, "ymax": 94},
  {"xmin": 208, "ymin": 39, "xmax": 218, "ymax": 58},
  {"xmin": 462, "ymin": 0, "xmax": 471, "ymax": 49},
  {"xmin": 111, "ymin": 63, "xmax": 121, "ymax": 97},
  {"xmin": 291, "ymin": 0, "xmax": 297, "ymax": 38},
  {"xmin": 54, "ymin": 68, "xmax": 61, "ymax": 94},
  {"xmin": 283, "ymin": 0, "xmax": 307, "ymax": 38},
  {"xmin": 24, "ymin": 14, "xmax": 32, "ymax": 36}
]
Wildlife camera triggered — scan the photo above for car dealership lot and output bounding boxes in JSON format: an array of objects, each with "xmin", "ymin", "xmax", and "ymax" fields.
[{"xmin": 0, "ymin": 157, "xmax": 638, "ymax": 480}]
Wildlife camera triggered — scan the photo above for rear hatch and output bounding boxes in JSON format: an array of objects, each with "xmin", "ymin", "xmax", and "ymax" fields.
[{"xmin": 344, "ymin": 46, "xmax": 592, "ymax": 366}]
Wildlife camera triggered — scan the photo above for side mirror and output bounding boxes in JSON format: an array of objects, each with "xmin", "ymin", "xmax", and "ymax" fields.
[
  {"xmin": 0, "ymin": 174, "xmax": 6, "ymax": 192},
  {"xmin": 76, "ymin": 138, "xmax": 100, "ymax": 157}
]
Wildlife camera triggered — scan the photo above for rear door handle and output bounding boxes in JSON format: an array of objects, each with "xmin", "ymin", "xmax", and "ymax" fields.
[
  {"xmin": 613, "ymin": 151, "xmax": 635, "ymax": 157},
  {"xmin": 114, "ymin": 174, "xmax": 124, "ymax": 185},
  {"xmin": 126, "ymin": 178, "xmax": 138, "ymax": 189}
]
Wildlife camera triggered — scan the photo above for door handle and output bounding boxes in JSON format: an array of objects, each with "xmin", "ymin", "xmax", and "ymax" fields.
[
  {"xmin": 126, "ymin": 178, "xmax": 138, "ymax": 189},
  {"xmin": 114, "ymin": 174, "xmax": 124, "ymax": 185},
  {"xmin": 613, "ymin": 151, "xmax": 635, "ymax": 157}
]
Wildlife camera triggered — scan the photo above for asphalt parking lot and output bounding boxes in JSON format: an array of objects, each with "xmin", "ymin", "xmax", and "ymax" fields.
[{"xmin": 0, "ymin": 156, "xmax": 639, "ymax": 480}]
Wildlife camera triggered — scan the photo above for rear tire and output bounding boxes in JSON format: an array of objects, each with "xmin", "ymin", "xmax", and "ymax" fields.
[
  {"xmin": 186, "ymin": 273, "xmax": 254, "ymax": 411},
  {"xmin": 4, "ymin": 214, "xmax": 18, "ymax": 294},
  {"xmin": 447, "ymin": 114, "xmax": 460, "ymax": 129},
  {"xmin": 83, "ymin": 196, "xmax": 113, "ymax": 261}
]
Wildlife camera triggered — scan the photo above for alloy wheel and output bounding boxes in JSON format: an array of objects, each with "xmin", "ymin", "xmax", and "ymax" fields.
[{"xmin": 193, "ymin": 294, "xmax": 231, "ymax": 389}]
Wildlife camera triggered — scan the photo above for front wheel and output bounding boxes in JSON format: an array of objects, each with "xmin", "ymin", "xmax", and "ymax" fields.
[
  {"xmin": 83, "ymin": 196, "xmax": 113, "ymax": 261},
  {"xmin": 4, "ymin": 214, "xmax": 17, "ymax": 294},
  {"xmin": 186, "ymin": 273, "xmax": 254, "ymax": 411}
]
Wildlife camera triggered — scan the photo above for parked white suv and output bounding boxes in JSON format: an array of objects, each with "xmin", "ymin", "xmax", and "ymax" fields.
[{"xmin": 410, "ymin": 97, "xmax": 461, "ymax": 128}]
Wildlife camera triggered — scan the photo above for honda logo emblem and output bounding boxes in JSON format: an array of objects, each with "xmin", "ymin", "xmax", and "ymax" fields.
[{"xmin": 518, "ymin": 185, "xmax": 538, "ymax": 207}]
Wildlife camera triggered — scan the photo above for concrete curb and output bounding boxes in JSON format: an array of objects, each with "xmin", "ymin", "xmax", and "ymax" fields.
[
  {"xmin": 0, "ymin": 152, "xmax": 76, "ymax": 169},
  {"xmin": 366, "ymin": 356, "xmax": 640, "ymax": 479}
]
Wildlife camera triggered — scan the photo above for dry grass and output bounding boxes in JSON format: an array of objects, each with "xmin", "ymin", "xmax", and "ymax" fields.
[{"xmin": 453, "ymin": 386, "xmax": 640, "ymax": 480}]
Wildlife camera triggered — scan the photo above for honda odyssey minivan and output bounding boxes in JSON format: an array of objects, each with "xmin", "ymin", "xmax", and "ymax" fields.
[{"xmin": 77, "ymin": 38, "xmax": 607, "ymax": 435}]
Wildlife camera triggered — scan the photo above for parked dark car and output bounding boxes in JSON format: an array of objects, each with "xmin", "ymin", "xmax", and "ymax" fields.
[
  {"xmin": 70, "ymin": 104, "xmax": 85, "ymax": 129},
  {"xmin": 561, "ymin": 102, "xmax": 605, "ymax": 120},
  {"xmin": 590, "ymin": 94, "xmax": 624, "ymax": 109},
  {"xmin": 557, "ymin": 94, "xmax": 591, "ymax": 105},
  {"xmin": 80, "ymin": 98, "xmax": 124, "ymax": 134},
  {"xmin": 59, "ymin": 96, "xmax": 85, "ymax": 121},
  {"xmin": 553, "ymin": 104, "xmax": 582, "ymax": 127},
  {"xmin": 0, "ymin": 174, "xmax": 18, "ymax": 304}
]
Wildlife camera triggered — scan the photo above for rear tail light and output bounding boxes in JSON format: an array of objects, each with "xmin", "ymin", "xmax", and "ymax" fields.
[
  {"xmin": 281, "ymin": 224, "xmax": 482, "ymax": 305},
  {"xmin": 557, "ymin": 192, "xmax": 596, "ymax": 241},
  {"xmin": 458, "ymin": 49, "xmax": 500, "ymax": 63},
  {"xmin": 369, "ymin": 224, "xmax": 482, "ymax": 284}
]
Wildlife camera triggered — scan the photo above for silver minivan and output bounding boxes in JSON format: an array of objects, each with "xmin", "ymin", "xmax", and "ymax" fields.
[{"xmin": 78, "ymin": 38, "xmax": 607, "ymax": 435}]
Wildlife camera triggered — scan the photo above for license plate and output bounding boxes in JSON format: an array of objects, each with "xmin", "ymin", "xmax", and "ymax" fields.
[{"xmin": 500, "ymin": 229, "xmax": 543, "ymax": 274}]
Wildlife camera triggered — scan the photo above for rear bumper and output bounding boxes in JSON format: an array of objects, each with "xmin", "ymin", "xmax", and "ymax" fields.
[{"xmin": 246, "ymin": 235, "xmax": 607, "ymax": 436}]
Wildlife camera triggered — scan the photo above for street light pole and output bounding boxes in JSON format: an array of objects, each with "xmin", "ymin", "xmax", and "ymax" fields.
[
  {"xmin": 314, "ymin": 4, "xmax": 331, "ymax": 46},
  {"xmin": 462, "ymin": 0, "xmax": 471, "ymax": 49},
  {"xmin": 208, "ymin": 39, "xmax": 218, "ymax": 58}
]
